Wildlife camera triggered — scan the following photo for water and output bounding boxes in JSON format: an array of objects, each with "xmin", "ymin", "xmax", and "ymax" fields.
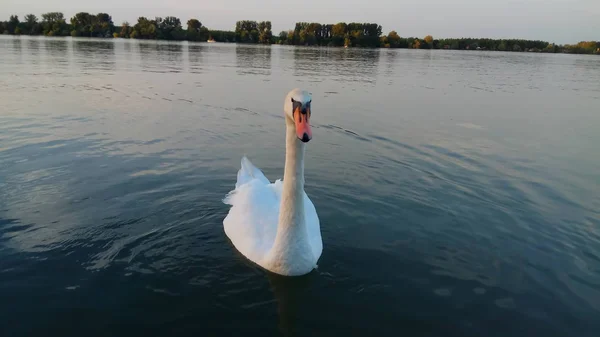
[{"xmin": 1, "ymin": 35, "xmax": 599, "ymax": 337}]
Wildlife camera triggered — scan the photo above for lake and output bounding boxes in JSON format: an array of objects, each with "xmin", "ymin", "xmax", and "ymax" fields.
[{"xmin": 1, "ymin": 35, "xmax": 599, "ymax": 337}]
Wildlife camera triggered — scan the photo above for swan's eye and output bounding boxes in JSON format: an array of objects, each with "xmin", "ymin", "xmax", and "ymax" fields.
[{"xmin": 292, "ymin": 99, "xmax": 302, "ymax": 112}]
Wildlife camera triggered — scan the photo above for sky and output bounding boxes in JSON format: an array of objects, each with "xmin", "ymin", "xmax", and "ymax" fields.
[{"xmin": 2, "ymin": 0, "xmax": 599, "ymax": 44}]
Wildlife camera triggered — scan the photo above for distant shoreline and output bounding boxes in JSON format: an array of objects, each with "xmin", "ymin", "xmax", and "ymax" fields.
[
  {"xmin": 4, "ymin": 35, "xmax": 600, "ymax": 57},
  {"xmin": 2, "ymin": 12, "xmax": 599, "ymax": 55}
]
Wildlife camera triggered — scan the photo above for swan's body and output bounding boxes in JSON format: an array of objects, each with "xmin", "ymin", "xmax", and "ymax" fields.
[{"xmin": 223, "ymin": 89, "xmax": 322, "ymax": 276}]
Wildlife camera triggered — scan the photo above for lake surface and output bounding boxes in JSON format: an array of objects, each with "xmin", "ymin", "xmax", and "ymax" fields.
[{"xmin": 1, "ymin": 35, "xmax": 599, "ymax": 337}]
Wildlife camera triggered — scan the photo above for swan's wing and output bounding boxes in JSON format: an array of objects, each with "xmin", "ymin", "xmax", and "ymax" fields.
[
  {"xmin": 223, "ymin": 158, "xmax": 280, "ymax": 264},
  {"xmin": 304, "ymin": 193, "xmax": 323, "ymax": 261},
  {"xmin": 235, "ymin": 156, "xmax": 270, "ymax": 189}
]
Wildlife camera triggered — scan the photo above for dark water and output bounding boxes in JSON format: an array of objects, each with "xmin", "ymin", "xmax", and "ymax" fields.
[{"xmin": 1, "ymin": 35, "xmax": 599, "ymax": 337}]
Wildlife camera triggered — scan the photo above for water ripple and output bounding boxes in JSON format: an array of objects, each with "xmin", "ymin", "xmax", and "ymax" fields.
[{"xmin": 1, "ymin": 36, "xmax": 599, "ymax": 337}]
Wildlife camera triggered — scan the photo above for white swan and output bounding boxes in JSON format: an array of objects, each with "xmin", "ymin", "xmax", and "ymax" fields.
[{"xmin": 222, "ymin": 88, "xmax": 322, "ymax": 276}]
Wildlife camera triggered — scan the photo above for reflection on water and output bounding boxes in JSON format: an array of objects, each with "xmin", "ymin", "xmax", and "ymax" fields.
[
  {"xmin": 187, "ymin": 44, "xmax": 205, "ymax": 74},
  {"xmin": 236, "ymin": 44, "xmax": 272, "ymax": 76},
  {"xmin": 45, "ymin": 38, "xmax": 69, "ymax": 69},
  {"xmin": 337, "ymin": 48, "xmax": 381, "ymax": 84},
  {"xmin": 0, "ymin": 35, "xmax": 599, "ymax": 337},
  {"xmin": 156, "ymin": 42, "xmax": 183, "ymax": 73},
  {"xmin": 138, "ymin": 41, "xmax": 184, "ymax": 73},
  {"xmin": 73, "ymin": 38, "xmax": 115, "ymax": 73},
  {"xmin": 293, "ymin": 47, "xmax": 380, "ymax": 85},
  {"xmin": 138, "ymin": 42, "xmax": 160, "ymax": 73},
  {"xmin": 10, "ymin": 36, "xmax": 22, "ymax": 52},
  {"xmin": 47, "ymin": 38, "xmax": 69, "ymax": 53},
  {"xmin": 382, "ymin": 49, "xmax": 398, "ymax": 78},
  {"xmin": 7, "ymin": 36, "xmax": 21, "ymax": 50},
  {"xmin": 27, "ymin": 38, "xmax": 41, "ymax": 51},
  {"xmin": 267, "ymin": 272, "xmax": 313, "ymax": 337}
]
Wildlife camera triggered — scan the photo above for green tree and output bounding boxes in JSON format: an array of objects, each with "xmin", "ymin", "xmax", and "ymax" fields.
[
  {"xmin": 363, "ymin": 23, "xmax": 383, "ymax": 47},
  {"xmin": 543, "ymin": 43, "xmax": 558, "ymax": 53},
  {"xmin": 258, "ymin": 21, "xmax": 272, "ymax": 44},
  {"xmin": 207, "ymin": 30, "xmax": 235, "ymax": 42},
  {"xmin": 95, "ymin": 13, "xmax": 114, "ymax": 37},
  {"xmin": 187, "ymin": 19, "xmax": 201, "ymax": 31},
  {"xmin": 298, "ymin": 30, "xmax": 307, "ymax": 45},
  {"xmin": 380, "ymin": 36, "xmax": 390, "ymax": 48},
  {"xmin": 349, "ymin": 29, "xmax": 362, "ymax": 46},
  {"xmin": 155, "ymin": 16, "xmax": 184, "ymax": 40},
  {"xmin": 235, "ymin": 20, "xmax": 258, "ymax": 42},
  {"xmin": 23, "ymin": 14, "xmax": 39, "ymax": 35},
  {"xmin": 119, "ymin": 22, "xmax": 131, "ymax": 38},
  {"xmin": 288, "ymin": 21, "xmax": 382, "ymax": 47},
  {"xmin": 387, "ymin": 31, "xmax": 401, "ymax": 48},
  {"xmin": 130, "ymin": 17, "xmax": 157, "ymax": 39},
  {"xmin": 278, "ymin": 30, "xmax": 287, "ymax": 44},
  {"xmin": 306, "ymin": 31, "xmax": 317, "ymax": 45},
  {"xmin": 249, "ymin": 29, "xmax": 259, "ymax": 43},
  {"xmin": 69, "ymin": 11, "xmax": 113, "ymax": 37},
  {"xmin": 287, "ymin": 30, "xmax": 295, "ymax": 45},
  {"xmin": 7, "ymin": 15, "xmax": 19, "ymax": 34},
  {"xmin": 199, "ymin": 27, "xmax": 210, "ymax": 40},
  {"xmin": 41, "ymin": 12, "xmax": 68, "ymax": 36},
  {"xmin": 70, "ymin": 12, "xmax": 93, "ymax": 36},
  {"xmin": 497, "ymin": 41, "xmax": 506, "ymax": 51},
  {"xmin": 187, "ymin": 18, "xmax": 206, "ymax": 41},
  {"xmin": 307, "ymin": 23, "xmax": 322, "ymax": 44},
  {"xmin": 331, "ymin": 22, "xmax": 347, "ymax": 46}
]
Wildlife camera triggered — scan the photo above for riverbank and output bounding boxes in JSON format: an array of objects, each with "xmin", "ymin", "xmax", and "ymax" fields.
[{"xmin": 2, "ymin": 12, "xmax": 599, "ymax": 55}]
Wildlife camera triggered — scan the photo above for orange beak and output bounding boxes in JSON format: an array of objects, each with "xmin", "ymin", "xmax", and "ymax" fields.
[{"xmin": 294, "ymin": 106, "xmax": 312, "ymax": 142}]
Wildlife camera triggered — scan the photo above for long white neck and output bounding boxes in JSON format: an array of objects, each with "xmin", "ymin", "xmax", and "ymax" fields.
[
  {"xmin": 278, "ymin": 117, "xmax": 306, "ymax": 238},
  {"xmin": 267, "ymin": 117, "xmax": 312, "ymax": 274}
]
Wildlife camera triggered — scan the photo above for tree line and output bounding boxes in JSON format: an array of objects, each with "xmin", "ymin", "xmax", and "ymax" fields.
[
  {"xmin": 1, "ymin": 12, "xmax": 599, "ymax": 55},
  {"xmin": 278, "ymin": 22, "xmax": 383, "ymax": 48},
  {"xmin": 0, "ymin": 12, "xmax": 238, "ymax": 42},
  {"xmin": 380, "ymin": 33, "xmax": 556, "ymax": 52}
]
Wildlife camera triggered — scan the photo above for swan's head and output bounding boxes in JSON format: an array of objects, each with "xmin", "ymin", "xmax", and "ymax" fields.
[{"xmin": 284, "ymin": 88, "xmax": 312, "ymax": 143}]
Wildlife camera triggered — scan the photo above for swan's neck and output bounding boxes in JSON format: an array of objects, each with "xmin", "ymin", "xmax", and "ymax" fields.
[
  {"xmin": 278, "ymin": 117, "xmax": 306, "ymax": 235},
  {"xmin": 268, "ymin": 118, "xmax": 311, "ymax": 271}
]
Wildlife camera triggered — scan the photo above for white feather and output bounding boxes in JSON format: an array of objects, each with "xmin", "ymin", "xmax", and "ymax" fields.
[{"xmin": 223, "ymin": 156, "xmax": 322, "ymax": 275}]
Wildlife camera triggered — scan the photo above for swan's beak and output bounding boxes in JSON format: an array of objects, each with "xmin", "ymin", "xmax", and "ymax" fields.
[{"xmin": 294, "ymin": 106, "xmax": 312, "ymax": 143}]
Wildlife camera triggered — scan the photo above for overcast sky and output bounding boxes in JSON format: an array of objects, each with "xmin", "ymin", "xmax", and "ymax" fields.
[{"xmin": 2, "ymin": 0, "xmax": 598, "ymax": 44}]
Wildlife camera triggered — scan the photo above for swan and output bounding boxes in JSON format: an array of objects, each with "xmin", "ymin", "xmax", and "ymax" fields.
[{"xmin": 222, "ymin": 88, "xmax": 322, "ymax": 276}]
